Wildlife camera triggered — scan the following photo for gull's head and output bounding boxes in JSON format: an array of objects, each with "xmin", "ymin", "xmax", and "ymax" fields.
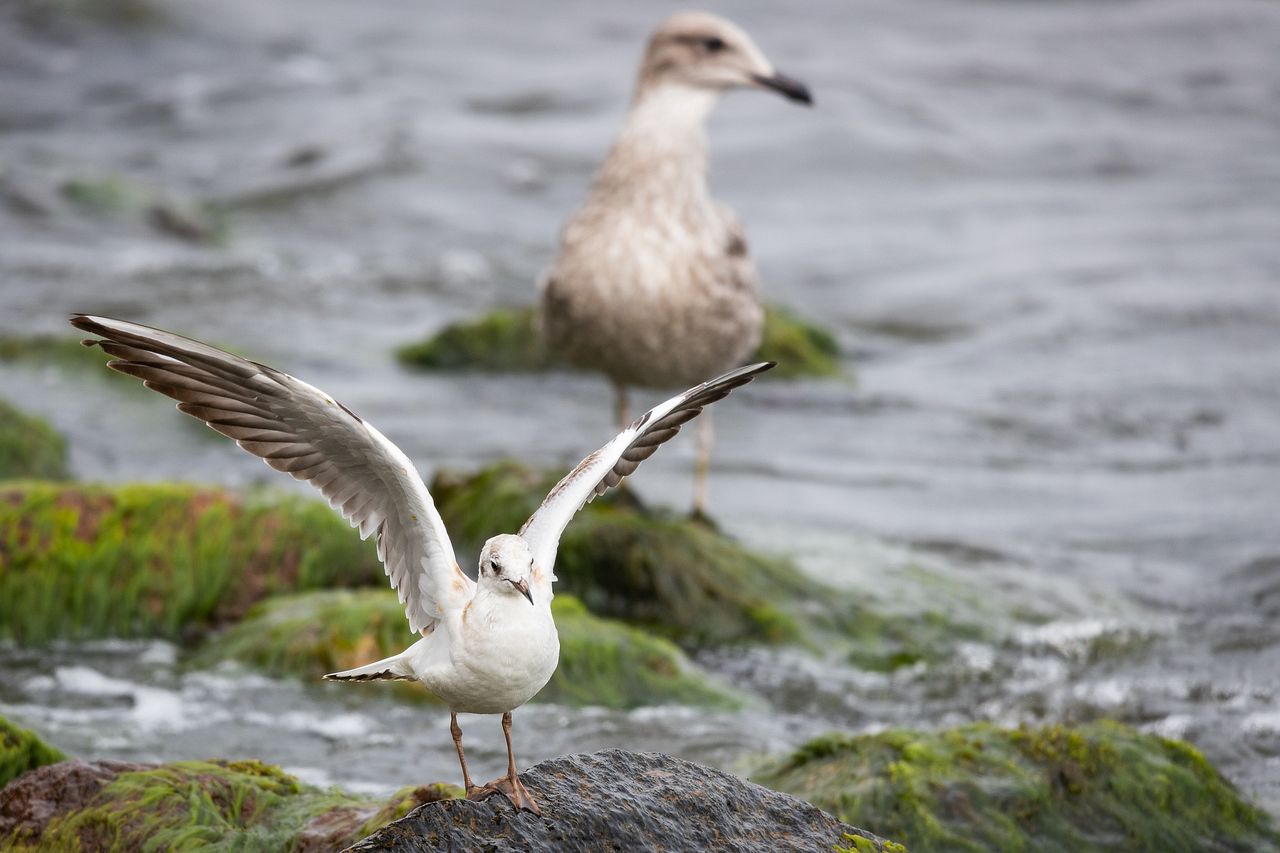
[
  {"xmin": 478, "ymin": 534, "xmax": 535, "ymax": 605},
  {"xmin": 636, "ymin": 12, "xmax": 812, "ymax": 106}
]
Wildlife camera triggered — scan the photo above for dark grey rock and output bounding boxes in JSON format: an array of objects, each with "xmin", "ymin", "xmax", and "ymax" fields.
[{"xmin": 347, "ymin": 749, "xmax": 890, "ymax": 853}]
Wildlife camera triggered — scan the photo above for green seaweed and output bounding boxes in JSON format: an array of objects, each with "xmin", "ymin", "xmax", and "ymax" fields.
[
  {"xmin": 0, "ymin": 716, "xmax": 66, "ymax": 790},
  {"xmin": 197, "ymin": 589, "xmax": 741, "ymax": 710},
  {"xmin": 755, "ymin": 721, "xmax": 1280, "ymax": 853},
  {"xmin": 396, "ymin": 304, "xmax": 844, "ymax": 379},
  {"xmin": 430, "ymin": 462, "xmax": 814, "ymax": 647},
  {"xmin": 396, "ymin": 306, "xmax": 552, "ymax": 372},
  {"xmin": 428, "ymin": 462, "xmax": 981, "ymax": 665},
  {"xmin": 0, "ymin": 399, "xmax": 70, "ymax": 481},
  {"xmin": 0, "ymin": 483, "xmax": 382, "ymax": 645},
  {"xmin": 0, "ymin": 755, "xmax": 458, "ymax": 852}
]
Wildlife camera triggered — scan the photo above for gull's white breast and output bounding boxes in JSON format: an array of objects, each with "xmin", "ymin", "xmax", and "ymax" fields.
[{"xmin": 415, "ymin": 597, "xmax": 560, "ymax": 715}]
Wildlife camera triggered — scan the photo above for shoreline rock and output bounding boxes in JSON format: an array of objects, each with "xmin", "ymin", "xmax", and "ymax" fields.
[
  {"xmin": 348, "ymin": 749, "xmax": 894, "ymax": 853},
  {"xmin": 753, "ymin": 721, "xmax": 1280, "ymax": 852},
  {"xmin": 395, "ymin": 304, "xmax": 844, "ymax": 380}
]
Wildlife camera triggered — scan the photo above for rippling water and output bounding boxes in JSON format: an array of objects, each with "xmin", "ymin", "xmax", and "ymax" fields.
[{"xmin": 1, "ymin": 0, "xmax": 1278, "ymax": 816}]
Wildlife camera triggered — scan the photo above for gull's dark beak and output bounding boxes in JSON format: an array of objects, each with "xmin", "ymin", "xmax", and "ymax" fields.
[
  {"xmin": 510, "ymin": 578, "xmax": 533, "ymax": 606},
  {"xmin": 751, "ymin": 71, "xmax": 813, "ymax": 106}
]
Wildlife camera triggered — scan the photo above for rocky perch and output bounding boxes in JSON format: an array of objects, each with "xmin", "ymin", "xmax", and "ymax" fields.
[{"xmin": 349, "ymin": 750, "xmax": 895, "ymax": 853}]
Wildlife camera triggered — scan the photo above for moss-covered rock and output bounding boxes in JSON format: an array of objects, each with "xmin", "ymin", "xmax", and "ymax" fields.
[
  {"xmin": 754, "ymin": 721, "xmax": 1280, "ymax": 853},
  {"xmin": 0, "ymin": 756, "xmax": 458, "ymax": 852},
  {"xmin": 430, "ymin": 462, "xmax": 815, "ymax": 647},
  {"xmin": 396, "ymin": 306, "xmax": 551, "ymax": 372},
  {"xmin": 197, "ymin": 589, "xmax": 740, "ymax": 709},
  {"xmin": 0, "ymin": 483, "xmax": 382, "ymax": 645},
  {"xmin": 0, "ymin": 400, "xmax": 70, "ymax": 481},
  {"xmin": 427, "ymin": 462, "xmax": 981, "ymax": 668},
  {"xmin": 0, "ymin": 717, "xmax": 66, "ymax": 791},
  {"xmin": 396, "ymin": 304, "xmax": 843, "ymax": 379}
]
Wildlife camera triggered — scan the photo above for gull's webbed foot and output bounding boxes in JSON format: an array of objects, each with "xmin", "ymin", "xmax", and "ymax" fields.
[{"xmin": 472, "ymin": 773, "xmax": 541, "ymax": 815}]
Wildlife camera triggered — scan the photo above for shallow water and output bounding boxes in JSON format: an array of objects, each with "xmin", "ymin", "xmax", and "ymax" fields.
[{"xmin": 2, "ymin": 0, "xmax": 1279, "ymax": 816}]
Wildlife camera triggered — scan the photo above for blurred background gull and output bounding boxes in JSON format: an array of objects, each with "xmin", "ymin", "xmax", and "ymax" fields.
[{"xmin": 1, "ymin": 0, "xmax": 1279, "ymax": 844}]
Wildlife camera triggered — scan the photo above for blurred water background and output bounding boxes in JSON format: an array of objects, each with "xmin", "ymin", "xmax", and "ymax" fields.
[{"xmin": 1, "ymin": 0, "xmax": 1278, "ymax": 814}]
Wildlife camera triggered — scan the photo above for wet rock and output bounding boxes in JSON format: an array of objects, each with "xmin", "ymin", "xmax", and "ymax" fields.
[
  {"xmin": 197, "ymin": 589, "xmax": 741, "ymax": 710},
  {"xmin": 0, "ymin": 398, "xmax": 69, "ymax": 481},
  {"xmin": 348, "ymin": 749, "xmax": 893, "ymax": 853},
  {"xmin": 754, "ymin": 721, "xmax": 1280, "ymax": 852},
  {"xmin": 0, "ymin": 759, "xmax": 146, "ymax": 840},
  {"xmin": 396, "ymin": 304, "xmax": 843, "ymax": 379}
]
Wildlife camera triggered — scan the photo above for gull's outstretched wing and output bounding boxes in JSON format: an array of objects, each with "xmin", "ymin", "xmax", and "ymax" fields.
[
  {"xmin": 70, "ymin": 314, "xmax": 473, "ymax": 635},
  {"xmin": 519, "ymin": 361, "xmax": 774, "ymax": 599}
]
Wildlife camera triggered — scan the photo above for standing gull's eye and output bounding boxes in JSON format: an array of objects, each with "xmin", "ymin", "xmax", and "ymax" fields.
[
  {"xmin": 702, "ymin": 36, "xmax": 726, "ymax": 53},
  {"xmin": 488, "ymin": 557, "xmax": 500, "ymax": 576}
]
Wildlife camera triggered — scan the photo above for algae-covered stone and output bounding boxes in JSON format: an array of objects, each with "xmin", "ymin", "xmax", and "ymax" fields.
[
  {"xmin": 430, "ymin": 462, "xmax": 814, "ymax": 647},
  {"xmin": 0, "ymin": 756, "xmax": 458, "ymax": 851},
  {"xmin": 428, "ymin": 462, "xmax": 984, "ymax": 665},
  {"xmin": 198, "ymin": 588, "xmax": 740, "ymax": 709},
  {"xmin": 396, "ymin": 304, "xmax": 843, "ymax": 379},
  {"xmin": 0, "ymin": 717, "xmax": 66, "ymax": 791},
  {"xmin": 396, "ymin": 306, "xmax": 553, "ymax": 372},
  {"xmin": 754, "ymin": 721, "xmax": 1280, "ymax": 853},
  {"xmin": 0, "ymin": 483, "xmax": 382, "ymax": 644},
  {"xmin": 0, "ymin": 399, "xmax": 70, "ymax": 481}
]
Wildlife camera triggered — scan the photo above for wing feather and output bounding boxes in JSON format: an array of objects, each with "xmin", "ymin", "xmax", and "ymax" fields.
[
  {"xmin": 70, "ymin": 314, "xmax": 472, "ymax": 635},
  {"xmin": 518, "ymin": 361, "xmax": 774, "ymax": 599}
]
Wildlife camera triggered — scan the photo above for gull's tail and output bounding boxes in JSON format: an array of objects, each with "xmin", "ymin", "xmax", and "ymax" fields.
[{"xmin": 324, "ymin": 650, "xmax": 414, "ymax": 682}]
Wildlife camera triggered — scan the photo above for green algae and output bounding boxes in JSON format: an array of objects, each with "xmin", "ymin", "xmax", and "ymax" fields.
[
  {"xmin": 396, "ymin": 304, "xmax": 843, "ymax": 379},
  {"xmin": 0, "ymin": 756, "xmax": 457, "ymax": 852},
  {"xmin": 0, "ymin": 400, "xmax": 70, "ymax": 481},
  {"xmin": 0, "ymin": 483, "xmax": 382, "ymax": 645},
  {"xmin": 755, "ymin": 721, "xmax": 1280, "ymax": 853},
  {"xmin": 197, "ymin": 588, "xmax": 741, "ymax": 710},
  {"xmin": 428, "ymin": 462, "xmax": 982, "ymax": 666},
  {"xmin": 396, "ymin": 306, "xmax": 551, "ymax": 372},
  {"xmin": 0, "ymin": 716, "xmax": 66, "ymax": 790},
  {"xmin": 430, "ymin": 462, "xmax": 813, "ymax": 647}
]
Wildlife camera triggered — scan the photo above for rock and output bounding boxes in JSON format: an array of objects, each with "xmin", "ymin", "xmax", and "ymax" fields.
[
  {"xmin": 429, "ymin": 462, "xmax": 815, "ymax": 647},
  {"xmin": 753, "ymin": 721, "xmax": 1280, "ymax": 852},
  {"xmin": 348, "ymin": 749, "xmax": 894, "ymax": 853},
  {"xmin": 0, "ymin": 759, "xmax": 147, "ymax": 841},
  {"xmin": 197, "ymin": 589, "xmax": 742, "ymax": 710},
  {"xmin": 0, "ymin": 755, "xmax": 458, "ymax": 851},
  {"xmin": 0, "ymin": 716, "xmax": 66, "ymax": 791},
  {"xmin": 0, "ymin": 399, "xmax": 69, "ymax": 482},
  {"xmin": 0, "ymin": 483, "xmax": 384, "ymax": 644},
  {"xmin": 395, "ymin": 304, "xmax": 844, "ymax": 379}
]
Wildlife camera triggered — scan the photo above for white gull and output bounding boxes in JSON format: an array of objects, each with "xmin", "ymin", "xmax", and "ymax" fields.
[{"xmin": 70, "ymin": 313, "xmax": 773, "ymax": 814}]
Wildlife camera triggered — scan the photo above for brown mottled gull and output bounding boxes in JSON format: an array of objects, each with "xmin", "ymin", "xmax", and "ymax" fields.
[{"xmin": 541, "ymin": 11, "xmax": 811, "ymax": 514}]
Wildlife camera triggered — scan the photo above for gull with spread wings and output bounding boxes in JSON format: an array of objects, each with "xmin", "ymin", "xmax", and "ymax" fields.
[{"xmin": 70, "ymin": 314, "xmax": 773, "ymax": 814}]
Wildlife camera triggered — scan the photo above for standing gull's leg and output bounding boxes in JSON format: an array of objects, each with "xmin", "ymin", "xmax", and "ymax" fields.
[
  {"xmin": 613, "ymin": 380, "xmax": 630, "ymax": 429},
  {"xmin": 691, "ymin": 409, "xmax": 714, "ymax": 520},
  {"xmin": 474, "ymin": 712, "xmax": 541, "ymax": 814},
  {"xmin": 451, "ymin": 712, "xmax": 480, "ymax": 796}
]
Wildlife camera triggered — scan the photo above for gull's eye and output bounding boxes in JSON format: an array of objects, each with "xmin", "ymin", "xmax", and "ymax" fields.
[
  {"xmin": 488, "ymin": 558, "xmax": 500, "ymax": 575},
  {"xmin": 702, "ymin": 36, "xmax": 726, "ymax": 53}
]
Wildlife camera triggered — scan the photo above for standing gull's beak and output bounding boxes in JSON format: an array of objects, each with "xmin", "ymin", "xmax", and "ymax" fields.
[
  {"xmin": 751, "ymin": 71, "xmax": 813, "ymax": 106},
  {"xmin": 510, "ymin": 578, "xmax": 534, "ymax": 606}
]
